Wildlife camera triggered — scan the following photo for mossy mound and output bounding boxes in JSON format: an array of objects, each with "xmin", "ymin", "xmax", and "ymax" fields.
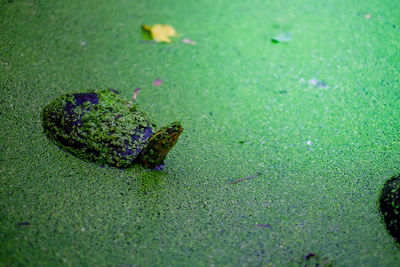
[
  {"xmin": 41, "ymin": 89, "xmax": 163, "ymax": 168},
  {"xmin": 378, "ymin": 174, "xmax": 400, "ymax": 243}
]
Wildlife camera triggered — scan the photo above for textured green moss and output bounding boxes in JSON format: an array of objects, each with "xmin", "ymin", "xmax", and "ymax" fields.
[
  {"xmin": 41, "ymin": 89, "xmax": 157, "ymax": 168},
  {"xmin": 379, "ymin": 174, "xmax": 400, "ymax": 243},
  {"xmin": 3, "ymin": 0, "xmax": 400, "ymax": 265}
]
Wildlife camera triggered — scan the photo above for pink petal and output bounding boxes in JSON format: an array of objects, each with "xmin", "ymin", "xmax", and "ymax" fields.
[
  {"xmin": 132, "ymin": 87, "xmax": 140, "ymax": 101},
  {"xmin": 153, "ymin": 78, "xmax": 162, "ymax": 86},
  {"xmin": 182, "ymin": 38, "xmax": 196, "ymax": 45}
]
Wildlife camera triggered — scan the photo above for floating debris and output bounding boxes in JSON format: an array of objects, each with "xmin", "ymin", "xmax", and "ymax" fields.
[
  {"xmin": 182, "ymin": 38, "xmax": 196, "ymax": 45},
  {"xmin": 108, "ymin": 88, "xmax": 120, "ymax": 94},
  {"xmin": 308, "ymin": 77, "xmax": 318, "ymax": 86},
  {"xmin": 308, "ymin": 77, "xmax": 329, "ymax": 89},
  {"xmin": 132, "ymin": 87, "xmax": 140, "ymax": 102},
  {"xmin": 142, "ymin": 24, "xmax": 177, "ymax": 43},
  {"xmin": 256, "ymin": 224, "xmax": 272, "ymax": 229},
  {"xmin": 304, "ymin": 253, "xmax": 316, "ymax": 260},
  {"xmin": 153, "ymin": 78, "xmax": 162, "ymax": 86},
  {"xmin": 229, "ymin": 172, "xmax": 261, "ymax": 185},
  {"xmin": 16, "ymin": 222, "xmax": 30, "ymax": 226},
  {"xmin": 296, "ymin": 253, "xmax": 333, "ymax": 266},
  {"xmin": 271, "ymin": 32, "xmax": 292, "ymax": 43}
]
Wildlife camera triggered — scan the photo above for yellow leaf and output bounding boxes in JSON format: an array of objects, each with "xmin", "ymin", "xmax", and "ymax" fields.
[{"xmin": 142, "ymin": 24, "xmax": 177, "ymax": 43}]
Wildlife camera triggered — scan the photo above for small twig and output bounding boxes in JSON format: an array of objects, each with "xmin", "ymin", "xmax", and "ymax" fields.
[
  {"xmin": 256, "ymin": 224, "xmax": 272, "ymax": 229},
  {"xmin": 132, "ymin": 87, "xmax": 140, "ymax": 102},
  {"xmin": 229, "ymin": 172, "xmax": 261, "ymax": 185},
  {"xmin": 16, "ymin": 222, "xmax": 30, "ymax": 226}
]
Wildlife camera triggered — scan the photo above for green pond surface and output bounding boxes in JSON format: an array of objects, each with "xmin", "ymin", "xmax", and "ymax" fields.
[{"xmin": 1, "ymin": 0, "xmax": 400, "ymax": 266}]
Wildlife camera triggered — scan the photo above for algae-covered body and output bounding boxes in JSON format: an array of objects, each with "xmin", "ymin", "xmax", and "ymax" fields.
[
  {"xmin": 41, "ymin": 89, "xmax": 183, "ymax": 168},
  {"xmin": 379, "ymin": 174, "xmax": 400, "ymax": 243}
]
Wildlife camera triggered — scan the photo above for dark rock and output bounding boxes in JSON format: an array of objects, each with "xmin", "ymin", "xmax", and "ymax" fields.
[{"xmin": 379, "ymin": 173, "xmax": 400, "ymax": 243}]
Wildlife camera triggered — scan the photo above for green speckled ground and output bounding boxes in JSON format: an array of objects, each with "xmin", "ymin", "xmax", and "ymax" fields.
[{"xmin": 1, "ymin": 0, "xmax": 400, "ymax": 266}]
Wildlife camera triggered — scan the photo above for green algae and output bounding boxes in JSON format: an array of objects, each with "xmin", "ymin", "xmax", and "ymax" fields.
[{"xmin": 1, "ymin": 0, "xmax": 400, "ymax": 266}]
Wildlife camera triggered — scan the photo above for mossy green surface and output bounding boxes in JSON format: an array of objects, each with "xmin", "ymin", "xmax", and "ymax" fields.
[{"xmin": 1, "ymin": 0, "xmax": 400, "ymax": 266}]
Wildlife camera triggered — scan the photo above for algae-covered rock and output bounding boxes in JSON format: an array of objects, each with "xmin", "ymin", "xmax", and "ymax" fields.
[
  {"xmin": 41, "ymin": 89, "xmax": 183, "ymax": 168},
  {"xmin": 379, "ymin": 174, "xmax": 400, "ymax": 243}
]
